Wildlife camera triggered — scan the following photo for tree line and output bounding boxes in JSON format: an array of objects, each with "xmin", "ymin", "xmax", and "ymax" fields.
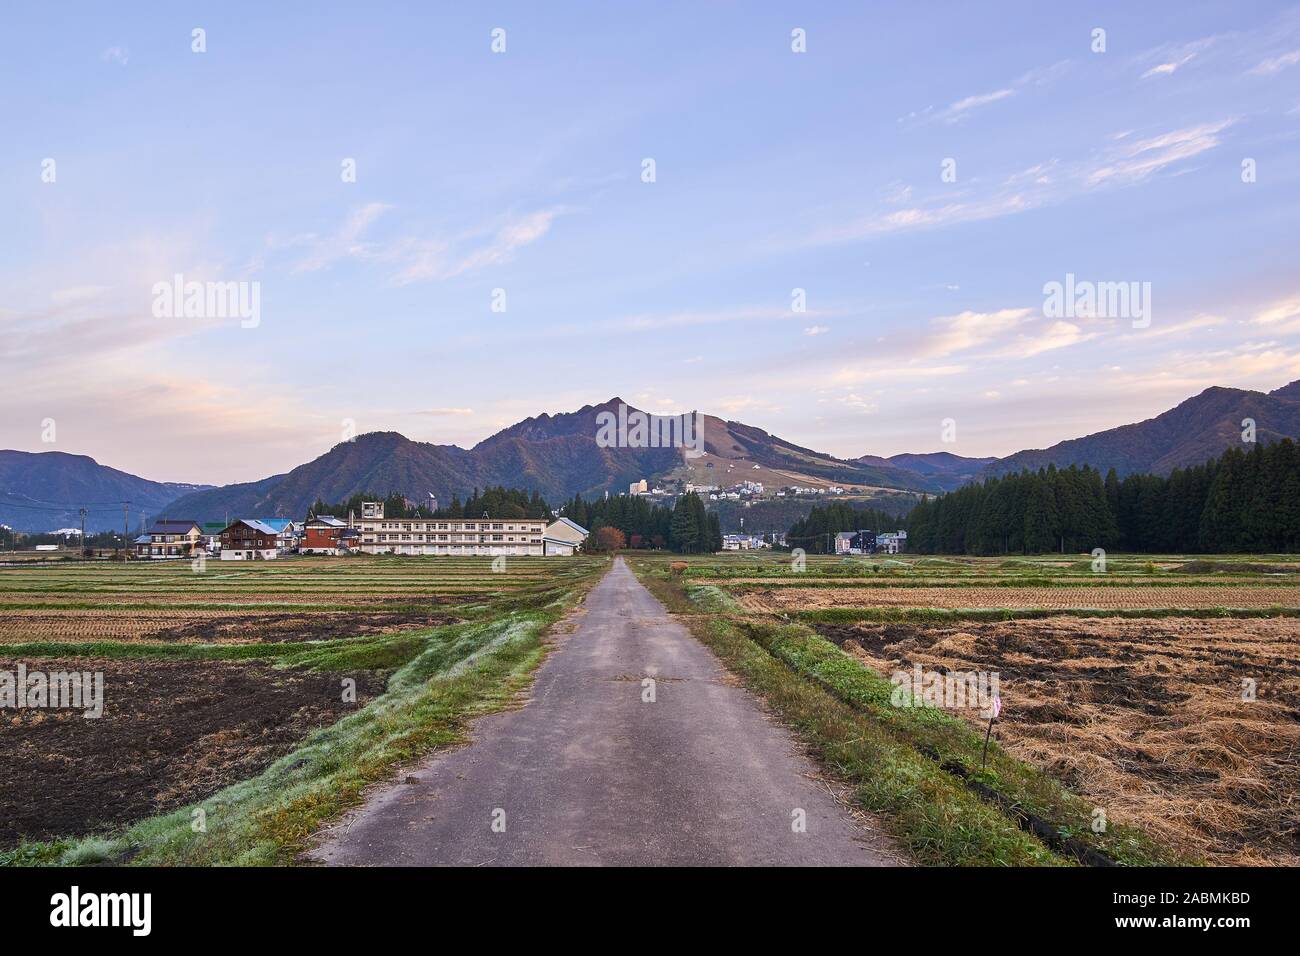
[
  {"xmin": 560, "ymin": 491, "xmax": 722, "ymax": 553},
  {"xmin": 903, "ymin": 440, "xmax": 1300, "ymax": 555},
  {"xmin": 311, "ymin": 486, "xmax": 550, "ymax": 521}
]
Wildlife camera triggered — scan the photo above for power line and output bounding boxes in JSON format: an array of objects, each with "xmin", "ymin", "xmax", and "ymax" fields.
[{"xmin": 0, "ymin": 499, "xmax": 125, "ymax": 514}]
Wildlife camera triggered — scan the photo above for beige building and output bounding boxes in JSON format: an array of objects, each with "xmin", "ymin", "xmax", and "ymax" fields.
[
  {"xmin": 543, "ymin": 517, "xmax": 589, "ymax": 556},
  {"xmin": 354, "ymin": 502, "xmax": 545, "ymax": 555}
]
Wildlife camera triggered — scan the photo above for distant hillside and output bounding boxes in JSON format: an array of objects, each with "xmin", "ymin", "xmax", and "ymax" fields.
[
  {"xmin": 26, "ymin": 378, "xmax": 1297, "ymax": 529},
  {"xmin": 163, "ymin": 399, "xmax": 936, "ymax": 522},
  {"xmin": 0, "ymin": 450, "xmax": 210, "ymax": 533},
  {"xmin": 856, "ymin": 451, "xmax": 999, "ymax": 492},
  {"xmin": 699, "ymin": 415, "xmax": 943, "ymax": 492},
  {"xmin": 983, "ymin": 381, "xmax": 1300, "ymax": 479}
]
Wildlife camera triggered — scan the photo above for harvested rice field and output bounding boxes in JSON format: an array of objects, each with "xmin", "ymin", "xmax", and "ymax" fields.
[
  {"xmin": 736, "ymin": 584, "xmax": 1300, "ymax": 611},
  {"xmin": 0, "ymin": 607, "xmax": 461, "ymax": 644},
  {"xmin": 816, "ymin": 617, "xmax": 1300, "ymax": 865},
  {"xmin": 0, "ymin": 554, "xmax": 606, "ymax": 859},
  {"xmin": 632, "ymin": 550, "xmax": 1300, "ymax": 865}
]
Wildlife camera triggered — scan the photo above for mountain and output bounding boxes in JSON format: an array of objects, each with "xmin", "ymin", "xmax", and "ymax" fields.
[
  {"xmin": 23, "ymin": 378, "xmax": 1298, "ymax": 530},
  {"xmin": 695, "ymin": 415, "xmax": 943, "ymax": 491},
  {"xmin": 856, "ymin": 452, "xmax": 999, "ymax": 492},
  {"xmin": 0, "ymin": 450, "xmax": 211, "ymax": 533},
  {"xmin": 162, "ymin": 398, "xmax": 938, "ymax": 521},
  {"xmin": 982, "ymin": 380, "xmax": 1300, "ymax": 480}
]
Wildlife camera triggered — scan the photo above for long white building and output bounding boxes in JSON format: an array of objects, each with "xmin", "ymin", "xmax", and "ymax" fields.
[{"xmin": 354, "ymin": 502, "xmax": 545, "ymax": 556}]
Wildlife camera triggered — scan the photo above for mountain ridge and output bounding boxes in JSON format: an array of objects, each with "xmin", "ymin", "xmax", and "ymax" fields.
[
  {"xmin": 981, "ymin": 381, "xmax": 1300, "ymax": 480},
  {"xmin": 160, "ymin": 398, "xmax": 930, "ymax": 521},
  {"xmin": 6, "ymin": 378, "xmax": 1298, "ymax": 530},
  {"xmin": 0, "ymin": 450, "xmax": 212, "ymax": 533}
]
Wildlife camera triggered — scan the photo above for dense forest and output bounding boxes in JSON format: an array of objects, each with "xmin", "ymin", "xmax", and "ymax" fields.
[
  {"xmin": 312, "ymin": 486, "xmax": 550, "ymax": 521},
  {"xmin": 786, "ymin": 503, "xmax": 909, "ymax": 554},
  {"xmin": 560, "ymin": 491, "xmax": 722, "ymax": 553},
  {"xmin": 904, "ymin": 440, "xmax": 1300, "ymax": 555}
]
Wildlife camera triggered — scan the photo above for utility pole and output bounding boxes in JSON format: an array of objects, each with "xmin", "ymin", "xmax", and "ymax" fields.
[
  {"xmin": 122, "ymin": 501, "xmax": 130, "ymax": 561},
  {"xmin": 79, "ymin": 507, "xmax": 87, "ymax": 559}
]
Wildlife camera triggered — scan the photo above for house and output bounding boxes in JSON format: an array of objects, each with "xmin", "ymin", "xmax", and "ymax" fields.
[
  {"xmin": 135, "ymin": 520, "xmax": 203, "ymax": 559},
  {"xmin": 543, "ymin": 516, "xmax": 588, "ymax": 556},
  {"xmin": 629, "ymin": 479, "xmax": 648, "ymax": 495},
  {"xmin": 834, "ymin": 530, "xmax": 877, "ymax": 555},
  {"xmin": 876, "ymin": 530, "xmax": 908, "ymax": 554},
  {"xmin": 354, "ymin": 501, "xmax": 546, "ymax": 556},
  {"xmin": 256, "ymin": 518, "xmax": 299, "ymax": 553},
  {"xmin": 200, "ymin": 522, "xmax": 226, "ymax": 552},
  {"xmin": 301, "ymin": 515, "xmax": 349, "ymax": 555},
  {"xmin": 219, "ymin": 519, "xmax": 282, "ymax": 560}
]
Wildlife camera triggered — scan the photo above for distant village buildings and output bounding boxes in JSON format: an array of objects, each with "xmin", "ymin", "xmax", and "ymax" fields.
[
  {"xmin": 105, "ymin": 470, "xmax": 881, "ymax": 562},
  {"xmin": 834, "ymin": 529, "xmax": 907, "ymax": 555}
]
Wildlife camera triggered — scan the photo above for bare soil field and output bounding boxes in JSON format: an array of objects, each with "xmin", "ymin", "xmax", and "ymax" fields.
[
  {"xmin": 0, "ymin": 657, "xmax": 386, "ymax": 847},
  {"xmin": 813, "ymin": 616, "xmax": 1300, "ymax": 865},
  {"xmin": 702, "ymin": 575, "xmax": 1298, "ymax": 586},
  {"xmin": 737, "ymin": 585, "xmax": 1300, "ymax": 612}
]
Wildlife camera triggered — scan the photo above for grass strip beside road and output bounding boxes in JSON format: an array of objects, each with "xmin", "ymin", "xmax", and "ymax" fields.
[{"xmin": 629, "ymin": 557, "xmax": 1191, "ymax": 867}]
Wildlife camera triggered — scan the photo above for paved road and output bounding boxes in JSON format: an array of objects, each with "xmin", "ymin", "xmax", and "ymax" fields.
[{"xmin": 310, "ymin": 557, "xmax": 900, "ymax": 866}]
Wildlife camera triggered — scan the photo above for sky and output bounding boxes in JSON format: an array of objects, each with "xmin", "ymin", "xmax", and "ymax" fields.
[{"xmin": 3, "ymin": 1, "xmax": 1300, "ymax": 485}]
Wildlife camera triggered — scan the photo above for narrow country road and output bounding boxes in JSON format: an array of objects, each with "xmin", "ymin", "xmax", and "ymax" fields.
[{"xmin": 310, "ymin": 557, "xmax": 901, "ymax": 866}]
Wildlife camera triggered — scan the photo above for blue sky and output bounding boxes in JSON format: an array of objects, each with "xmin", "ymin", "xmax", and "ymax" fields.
[{"xmin": 3, "ymin": 1, "xmax": 1300, "ymax": 483}]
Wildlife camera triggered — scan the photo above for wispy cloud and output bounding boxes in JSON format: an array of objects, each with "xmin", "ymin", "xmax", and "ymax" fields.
[
  {"xmin": 922, "ymin": 308, "xmax": 1098, "ymax": 360},
  {"xmin": 1121, "ymin": 314, "xmax": 1221, "ymax": 340},
  {"xmin": 1253, "ymin": 294, "xmax": 1300, "ymax": 332},
  {"xmin": 101, "ymin": 47, "xmax": 129, "ymax": 66},
  {"xmin": 925, "ymin": 308, "xmax": 1033, "ymax": 357},
  {"xmin": 1000, "ymin": 320, "xmax": 1096, "ymax": 358},
  {"xmin": 285, "ymin": 204, "xmax": 558, "ymax": 285},
  {"xmin": 806, "ymin": 118, "xmax": 1236, "ymax": 245},
  {"xmin": 1139, "ymin": 37, "xmax": 1217, "ymax": 79},
  {"xmin": 288, "ymin": 202, "xmax": 393, "ymax": 274},
  {"xmin": 389, "ymin": 210, "xmax": 557, "ymax": 285},
  {"xmin": 1086, "ymin": 120, "xmax": 1235, "ymax": 186},
  {"xmin": 941, "ymin": 88, "xmax": 1014, "ymax": 122},
  {"xmin": 1250, "ymin": 48, "xmax": 1300, "ymax": 75}
]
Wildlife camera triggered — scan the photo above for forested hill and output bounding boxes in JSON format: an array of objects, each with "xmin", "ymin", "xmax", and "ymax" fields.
[{"xmin": 905, "ymin": 439, "xmax": 1300, "ymax": 555}]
